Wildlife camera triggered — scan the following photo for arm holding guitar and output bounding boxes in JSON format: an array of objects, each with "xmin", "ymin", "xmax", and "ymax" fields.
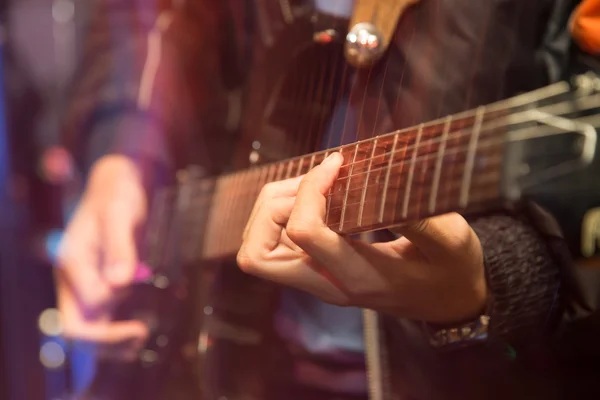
[{"xmin": 56, "ymin": 0, "xmax": 223, "ymax": 350}]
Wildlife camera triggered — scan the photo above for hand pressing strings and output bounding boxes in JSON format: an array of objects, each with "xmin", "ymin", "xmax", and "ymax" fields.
[{"xmin": 237, "ymin": 152, "xmax": 488, "ymax": 324}]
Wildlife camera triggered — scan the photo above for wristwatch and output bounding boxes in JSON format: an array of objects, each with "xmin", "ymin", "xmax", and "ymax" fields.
[{"xmin": 423, "ymin": 314, "xmax": 491, "ymax": 350}]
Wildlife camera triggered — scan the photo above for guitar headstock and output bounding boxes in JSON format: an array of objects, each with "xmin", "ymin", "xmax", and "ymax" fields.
[{"xmin": 501, "ymin": 72, "xmax": 600, "ymax": 260}]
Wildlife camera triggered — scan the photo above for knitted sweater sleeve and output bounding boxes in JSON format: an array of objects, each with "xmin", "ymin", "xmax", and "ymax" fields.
[{"xmin": 470, "ymin": 210, "xmax": 565, "ymax": 341}]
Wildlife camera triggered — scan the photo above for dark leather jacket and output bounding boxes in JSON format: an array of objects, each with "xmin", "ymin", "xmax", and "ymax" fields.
[{"xmin": 62, "ymin": 0, "xmax": 600, "ymax": 399}]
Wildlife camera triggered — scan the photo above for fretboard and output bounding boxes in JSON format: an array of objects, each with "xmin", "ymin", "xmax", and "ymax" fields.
[{"xmin": 200, "ymin": 105, "xmax": 507, "ymax": 260}]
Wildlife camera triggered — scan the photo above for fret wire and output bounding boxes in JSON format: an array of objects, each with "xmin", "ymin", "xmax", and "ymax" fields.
[
  {"xmin": 460, "ymin": 106, "xmax": 485, "ymax": 208},
  {"xmin": 276, "ymin": 163, "xmax": 284, "ymax": 181},
  {"xmin": 230, "ymin": 173, "xmax": 244, "ymax": 249},
  {"xmin": 333, "ymin": 113, "xmax": 505, "ymax": 175},
  {"xmin": 324, "ymin": 143, "xmax": 503, "ymax": 228},
  {"xmin": 327, "ymin": 161, "xmax": 502, "ymax": 217},
  {"xmin": 328, "ymin": 151, "xmax": 503, "ymax": 203},
  {"xmin": 402, "ymin": 124, "xmax": 424, "ymax": 219},
  {"xmin": 324, "ymin": 150, "xmax": 333, "ymax": 225},
  {"xmin": 327, "ymin": 179, "xmax": 500, "ymax": 232},
  {"xmin": 339, "ymin": 144, "xmax": 360, "ymax": 231},
  {"xmin": 378, "ymin": 132, "xmax": 399, "ymax": 223},
  {"xmin": 204, "ymin": 181, "xmax": 218, "ymax": 254},
  {"xmin": 329, "ymin": 173, "xmax": 500, "ymax": 212},
  {"xmin": 429, "ymin": 116, "xmax": 452, "ymax": 214},
  {"xmin": 260, "ymin": 165, "xmax": 270, "ymax": 186},
  {"xmin": 358, "ymin": 139, "xmax": 378, "ymax": 227},
  {"xmin": 231, "ymin": 172, "xmax": 243, "ymax": 253},
  {"xmin": 296, "ymin": 157, "xmax": 304, "ymax": 176},
  {"xmin": 266, "ymin": 164, "xmax": 276, "ymax": 184},
  {"xmin": 241, "ymin": 170, "xmax": 255, "ymax": 240},
  {"xmin": 238, "ymin": 110, "xmax": 493, "ymax": 183},
  {"xmin": 285, "ymin": 160, "xmax": 293, "ymax": 179},
  {"xmin": 222, "ymin": 130, "xmax": 500, "ymax": 207},
  {"xmin": 331, "ymin": 134, "xmax": 502, "ymax": 187},
  {"xmin": 309, "ymin": 153, "xmax": 316, "ymax": 170},
  {"xmin": 324, "ymin": 154, "xmax": 504, "ymax": 235},
  {"xmin": 217, "ymin": 175, "xmax": 233, "ymax": 254}
]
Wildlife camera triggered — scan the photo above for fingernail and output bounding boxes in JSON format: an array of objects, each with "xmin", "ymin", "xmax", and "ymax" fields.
[{"xmin": 322, "ymin": 152, "xmax": 340, "ymax": 165}]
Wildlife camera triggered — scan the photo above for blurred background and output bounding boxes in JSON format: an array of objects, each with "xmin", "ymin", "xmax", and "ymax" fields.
[{"xmin": 0, "ymin": 0, "xmax": 86, "ymax": 398}]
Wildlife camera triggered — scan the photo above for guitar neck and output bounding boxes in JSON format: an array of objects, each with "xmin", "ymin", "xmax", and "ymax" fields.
[{"xmin": 201, "ymin": 106, "xmax": 506, "ymax": 260}]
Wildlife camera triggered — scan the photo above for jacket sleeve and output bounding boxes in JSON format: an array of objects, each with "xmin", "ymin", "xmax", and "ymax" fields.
[
  {"xmin": 470, "ymin": 207, "xmax": 564, "ymax": 342},
  {"xmin": 61, "ymin": 0, "xmax": 233, "ymax": 185}
]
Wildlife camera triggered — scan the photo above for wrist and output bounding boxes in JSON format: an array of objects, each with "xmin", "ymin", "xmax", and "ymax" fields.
[
  {"xmin": 425, "ymin": 261, "xmax": 489, "ymax": 326},
  {"xmin": 421, "ymin": 261, "xmax": 490, "ymax": 350},
  {"xmin": 87, "ymin": 154, "xmax": 172, "ymax": 207},
  {"xmin": 88, "ymin": 155, "xmax": 143, "ymax": 190}
]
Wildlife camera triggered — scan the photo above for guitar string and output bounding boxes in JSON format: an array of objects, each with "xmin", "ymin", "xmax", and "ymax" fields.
[
  {"xmin": 207, "ymin": 110, "xmax": 600, "ymax": 252},
  {"xmin": 305, "ymin": 4, "xmax": 348, "ymax": 156},
  {"xmin": 328, "ymin": 135, "xmax": 503, "ymax": 191},
  {"xmin": 439, "ymin": 3, "xmax": 493, "ymax": 215},
  {"xmin": 317, "ymin": 12, "xmax": 346, "ymax": 151},
  {"xmin": 284, "ymin": 37, "xmax": 310, "ymax": 161},
  {"xmin": 494, "ymin": 0, "xmax": 526, "ymax": 102},
  {"xmin": 303, "ymin": 37, "xmax": 332, "ymax": 158},
  {"xmin": 204, "ymin": 162, "xmax": 503, "ymax": 258},
  {"xmin": 335, "ymin": 15, "xmax": 355, "ymax": 149},
  {"xmin": 227, "ymin": 99, "xmax": 600, "ymax": 212},
  {"xmin": 212, "ymin": 93, "xmax": 584, "ymax": 188},
  {"xmin": 209, "ymin": 79, "xmax": 575, "ymax": 187},
  {"xmin": 325, "ymin": 172, "xmax": 503, "ymax": 226},
  {"xmin": 211, "ymin": 101, "xmax": 599, "ymax": 242},
  {"xmin": 202, "ymin": 108, "xmax": 584, "ymax": 255},
  {"xmin": 212, "ymin": 133, "xmax": 501, "ymax": 203},
  {"xmin": 300, "ymin": 0, "xmax": 330, "ymax": 155},
  {"xmin": 292, "ymin": 40, "xmax": 317, "ymax": 157},
  {"xmin": 391, "ymin": 2, "xmax": 418, "ymax": 123},
  {"xmin": 397, "ymin": 3, "xmax": 444, "ymax": 223},
  {"xmin": 203, "ymin": 168, "xmax": 501, "ymax": 257},
  {"xmin": 423, "ymin": 2, "xmax": 453, "ymax": 219},
  {"xmin": 195, "ymin": 132, "xmax": 499, "ymax": 225},
  {"xmin": 204, "ymin": 100, "xmax": 597, "ymax": 221},
  {"xmin": 367, "ymin": 2, "xmax": 420, "ymax": 228}
]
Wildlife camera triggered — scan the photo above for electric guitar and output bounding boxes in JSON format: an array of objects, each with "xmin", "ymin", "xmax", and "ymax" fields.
[{"xmin": 74, "ymin": 3, "xmax": 600, "ymax": 400}]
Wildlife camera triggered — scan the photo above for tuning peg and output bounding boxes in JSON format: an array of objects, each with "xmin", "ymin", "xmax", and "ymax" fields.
[{"xmin": 345, "ymin": 22, "xmax": 384, "ymax": 68}]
